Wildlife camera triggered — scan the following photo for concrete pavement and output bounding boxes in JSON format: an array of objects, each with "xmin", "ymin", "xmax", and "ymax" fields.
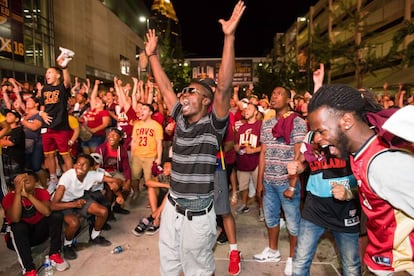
[{"xmin": 0, "ymin": 190, "xmax": 342, "ymax": 276}]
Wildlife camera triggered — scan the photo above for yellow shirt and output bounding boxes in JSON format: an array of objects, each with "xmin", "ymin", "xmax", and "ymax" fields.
[{"xmin": 131, "ymin": 119, "xmax": 163, "ymax": 158}]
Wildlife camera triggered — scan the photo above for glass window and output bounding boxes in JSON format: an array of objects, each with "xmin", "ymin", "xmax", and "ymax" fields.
[{"xmin": 120, "ymin": 55, "xmax": 130, "ymax": 76}]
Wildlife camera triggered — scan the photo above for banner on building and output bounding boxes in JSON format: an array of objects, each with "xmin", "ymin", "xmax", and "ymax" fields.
[
  {"xmin": 0, "ymin": 0, "xmax": 24, "ymax": 62},
  {"xmin": 190, "ymin": 59, "xmax": 253, "ymax": 83}
]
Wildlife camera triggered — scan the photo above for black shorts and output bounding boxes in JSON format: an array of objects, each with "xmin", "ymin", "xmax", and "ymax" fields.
[{"xmin": 60, "ymin": 194, "xmax": 95, "ymax": 218}]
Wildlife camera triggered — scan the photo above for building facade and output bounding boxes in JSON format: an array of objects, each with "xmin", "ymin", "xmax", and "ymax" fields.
[
  {"xmin": 286, "ymin": 0, "xmax": 414, "ymax": 90},
  {"xmin": 1, "ymin": 0, "xmax": 150, "ymax": 85}
]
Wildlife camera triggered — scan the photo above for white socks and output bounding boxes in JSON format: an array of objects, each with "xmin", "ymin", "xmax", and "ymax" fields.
[
  {"xmin": 64, "ymin": 239, "xmax": 72, "ymax": 246},
  {"xmin": 91, "ymin": 228, "xmax": 101, "ymax": 240}
]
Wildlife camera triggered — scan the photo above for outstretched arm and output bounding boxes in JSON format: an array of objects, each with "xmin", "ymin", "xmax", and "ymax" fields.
[
  {"xmin": 145, "ymin": 30, "xmax": 177, "ymax": 113},
  {"xmin": 131, "ymin": 77, "xmax": 140, "ymax": 112},
  {"xmin": 214, "ymin": 1, "xmax": 246, "ymax": 119},
  {"xmin": 313, "ymin": 63, "xmax": 324, "ymax": 93},
  {"xmin": 56, "ymin": 56, "xmax": 71, "ymax": 89},
  {"xmin": 114, "ymin": 76, "xmax": 131, "ymax": 112},
  {"xmin": 90, "ymin": 79, "xmax": 100, "ymax": 108}
]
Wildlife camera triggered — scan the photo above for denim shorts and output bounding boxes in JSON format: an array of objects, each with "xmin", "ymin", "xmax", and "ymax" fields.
[
  {"xmin": 81, "ymin": 135, "xmax": 106, "ymax": 149},
  {"xmin": 263, "ymin": 180, "xmax": 301, "ymax": 236},
  {"xmin": 214, "ymin": 168, "xmax": 230, "ymax": 215}
]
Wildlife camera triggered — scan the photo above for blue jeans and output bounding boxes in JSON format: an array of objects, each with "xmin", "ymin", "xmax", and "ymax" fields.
[
  {"xmin": 25, "ymin": 141, "xmax": 44, "ymax": 172},
  {"xmin": 293, "ymin": 218, "xmax": 361, "ymax": 276},
  {"xmin": 263, "ymin": 180, "xmax": 300, "ymax": 236}
]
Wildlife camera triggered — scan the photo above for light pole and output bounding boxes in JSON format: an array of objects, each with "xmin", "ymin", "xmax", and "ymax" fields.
[
  {"xmin": 138, "ymin": 16, "xmax": 150, "ymax": 80},
  {"xmin": 297, "ymin": 16, "xmax": 312, "ymax": 91},
  {"xmin": 139, "ymin": 15, "xmax": 149, "ymax": 30}
]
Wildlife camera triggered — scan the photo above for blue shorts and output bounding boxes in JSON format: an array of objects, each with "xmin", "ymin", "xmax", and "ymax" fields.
[{"xmin": 263, "ymin": 180, "xmax": 301, "ymax": 236}]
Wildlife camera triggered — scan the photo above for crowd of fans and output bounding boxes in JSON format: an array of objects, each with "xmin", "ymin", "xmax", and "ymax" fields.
[{"xmin": 1, "ymin": 48, "xmax": 413, "ymax": 275}]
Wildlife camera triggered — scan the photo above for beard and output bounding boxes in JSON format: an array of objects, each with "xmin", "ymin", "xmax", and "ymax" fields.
[{"xmin": 336, "ymin": 129, "xmax": 350, "ymax": 160}]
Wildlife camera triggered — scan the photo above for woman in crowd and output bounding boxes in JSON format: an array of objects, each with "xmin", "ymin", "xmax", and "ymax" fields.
[{"xmin": 80, "ymin": 80, "xmax": 110, "ymax": 154}]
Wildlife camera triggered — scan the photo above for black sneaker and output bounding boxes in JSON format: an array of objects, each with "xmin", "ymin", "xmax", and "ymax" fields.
[
  {"xmin": 113, "ymin": 203, "xmax": 130, "ymax": 215},
  {"xmin": 145, "ymin": 225, "xmax": 160, "ymax": 235},
  {"xmin": 131, "ymin": 217, "xmax": 151, "ymax": 236},
  {"xmin": 63, "ymin": 245, "xmax": 77, "ymax": 260},
  {"xmin": 236, "ymin": 205, "xmax": 250, "ymax": 214},
  {"xmin": 216, "ymin": 230, "xmax": 228, "ymax": 245},
  {"xmin": 102, "ymin": 222, "xmax": 112, "ymax": 231},
  {"xmin": 107, "ymin": 212, "xmax": 116, "ymax": 221},
  {"xmin": 89, "ymin": 235, "xmax": 112, "ymax": 247}
]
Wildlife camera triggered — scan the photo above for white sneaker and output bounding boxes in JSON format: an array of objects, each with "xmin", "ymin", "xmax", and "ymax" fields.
[
  {"xmin": 59, "ymin": 57, "xmax": 72, "ymax": 68},
  {"xmin": 284, "ymin": 257, "xmax": 293, "ymax": 276},
  {"xmin": 253, "ymin": 247, "xmax": 281, "ymax": 263},
  {"xmin": 57, "ymin": 47, "xmax": 75, "ymax": 67},
  {"xmin": 58, "ymin": 46, "xmax": 75, "ymax": 58}
]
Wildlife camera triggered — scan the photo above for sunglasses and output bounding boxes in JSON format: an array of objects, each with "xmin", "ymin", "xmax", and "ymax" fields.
[{"xmin": 181, "ymin": 87, "xmax": 203, "ymax": 95}]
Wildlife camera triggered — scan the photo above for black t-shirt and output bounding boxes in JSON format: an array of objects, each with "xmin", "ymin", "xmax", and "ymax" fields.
[
  {"xmin": 40, "ymin": 82, "xmax": 70, "ymax": 130},
  {"xmin": 3, "ymin": 126, "xmax": 25, "ymax": 169},
  {"xmin": 302, "ymin": 192, "xmax": 360, "ymax": 233}
]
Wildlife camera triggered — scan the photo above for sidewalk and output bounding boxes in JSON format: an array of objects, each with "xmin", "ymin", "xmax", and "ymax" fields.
[{"xmin": 0, "ymin": 191, "xmax": 341, "ymax": 276}]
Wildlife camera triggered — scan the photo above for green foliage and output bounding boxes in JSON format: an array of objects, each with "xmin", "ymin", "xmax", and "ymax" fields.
[{"xmin": 254, "ymin": 35, "xmax": 310, "ymax": 98}]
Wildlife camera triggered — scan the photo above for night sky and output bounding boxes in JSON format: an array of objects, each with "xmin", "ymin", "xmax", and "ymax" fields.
[{"xmin": 169, "ymin": 0, "xmax": 319, "ymax": 58}]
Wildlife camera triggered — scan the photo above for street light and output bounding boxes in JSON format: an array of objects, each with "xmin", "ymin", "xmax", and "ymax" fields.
[
  {"xmin": 139, "ymin": 16, "xmax": 149, "ymax": 30},
  {"xmin": 138, "ymin": 16, "xmax": 150, "ymax": 80}
]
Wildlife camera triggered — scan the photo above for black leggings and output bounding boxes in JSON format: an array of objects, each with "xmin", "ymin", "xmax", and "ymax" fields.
[{"xmin": 8, "ymin": 212, "xmax": 64, "ymax": 272}]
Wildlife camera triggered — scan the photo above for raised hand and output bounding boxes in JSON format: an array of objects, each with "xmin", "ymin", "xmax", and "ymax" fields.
[
  {"xmin": 13, "ymin": 174, "xmax": 26, "ymax": 196},
  {"xmin": 145, "ymin": 29, "xmax": 158, "ymax": 56},
  {"xmin": 313, "ymin": 63, "xmax": 325, "ymax": 93},
  {"xmin": 218, "ymin": 1, "xmax": 246, "ymax": 37}
]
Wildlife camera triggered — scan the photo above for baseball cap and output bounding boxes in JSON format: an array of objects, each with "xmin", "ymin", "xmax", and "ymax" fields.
[
  {"xmin": 240, "ymin": 98, "xmax": 249, "ymax": 108},
  {"xmin": 198, "ymin": 78, "xmax": 217, "ymax": 88},
  {"xmin": 383, "ymin": 105, "xmax": 414, "ymax": 142},
  {"xmin": 90, "ymin": 153, "xmax": 103, "ymax": 165},
  {"xmin": 192, "ymin": 79, "xmax": 216, "ymax": 99},
  {"xmin": 4, "ymin": 109, "xmax": 21, "ymax": 121}
]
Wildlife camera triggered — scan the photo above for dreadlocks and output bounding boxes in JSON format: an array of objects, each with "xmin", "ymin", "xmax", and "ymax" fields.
[{"xmin": 308, "ymin": 84, "xmax": 382, "ymax": 123}]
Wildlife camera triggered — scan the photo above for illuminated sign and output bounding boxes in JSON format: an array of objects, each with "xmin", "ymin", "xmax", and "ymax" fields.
[
  {"xmin": 190, "ymin": 59, "xmax": 253, "ymax": 83},
  {"xmin": 0, "ymin": 0, "xmax": 24, "ymax": 62}
]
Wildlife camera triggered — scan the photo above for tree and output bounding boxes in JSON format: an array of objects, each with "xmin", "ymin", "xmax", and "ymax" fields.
[
  {"xmin": 255, "ymin": 35, "xmax": 308, "ymax": 98},
  {"xmin": 310, "ymin": 0, "xmax": 413, "ymax": 89}
]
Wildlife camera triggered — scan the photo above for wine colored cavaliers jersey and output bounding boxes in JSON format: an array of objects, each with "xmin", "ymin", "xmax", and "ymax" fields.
[{"xmin": 351, "ymin": 135, "xmax": 414, "ymax": 273}]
